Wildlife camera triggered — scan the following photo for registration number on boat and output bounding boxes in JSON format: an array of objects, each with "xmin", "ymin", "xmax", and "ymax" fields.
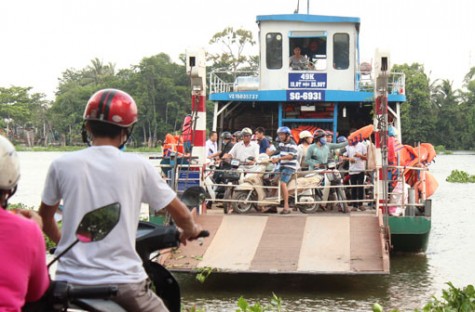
[{"xmin": 287, "ymin": 90, "xmax": 325, "ymax": 101}]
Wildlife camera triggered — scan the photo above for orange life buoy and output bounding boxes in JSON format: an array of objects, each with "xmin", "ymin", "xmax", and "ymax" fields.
[{"xmin": 348, "ymin": 124, "xmax": 374, "ymax": 144}]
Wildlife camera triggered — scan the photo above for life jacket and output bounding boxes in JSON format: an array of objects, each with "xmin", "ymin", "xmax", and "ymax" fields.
[
  {"xmin": 163, "ymin": 134, "xmax": 177, "ymax": 157},
  {"xmin": 421, "ymin": 143, "xmax": 436, "ymax": 163},
  {"xmin": 182, "ymin": 115, "xmax": 192, "ymax": 142},
  {"xmin": 175, "ymin": 135, "xmax": 184, "ymax": 154}
]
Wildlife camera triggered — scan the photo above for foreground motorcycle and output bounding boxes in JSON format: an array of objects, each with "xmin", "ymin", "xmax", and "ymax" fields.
[{"xmin": 24, "ymin": 187, "xmax": 208, "ymax": 312}]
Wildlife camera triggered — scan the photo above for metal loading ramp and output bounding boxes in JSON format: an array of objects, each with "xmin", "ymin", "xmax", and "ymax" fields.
[{"xmin": 163, "ymin": 213, "xmax": 390, "ymax": 275}]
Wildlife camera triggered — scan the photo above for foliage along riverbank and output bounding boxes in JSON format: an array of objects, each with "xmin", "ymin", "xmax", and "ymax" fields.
[
  {"xmin": 14, "ymin": 145, "xmax": 162, "ymax": 153},
  {"xmin": 2, "ymin": 26, "xmax": 475, "ymax": 150},
  {"xmin": 446, "ymin": 170, "xmax": 475, "ymax": 183}
]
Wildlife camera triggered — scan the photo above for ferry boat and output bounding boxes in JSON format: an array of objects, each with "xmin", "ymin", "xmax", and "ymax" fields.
[{"xmin": 157, "ymin": 10, "xmax": 437, "ymax": 276}]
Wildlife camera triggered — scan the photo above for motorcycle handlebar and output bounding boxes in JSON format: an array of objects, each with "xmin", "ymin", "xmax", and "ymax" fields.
[{"xmin": 68, "ymin": 285, "xmax": 119, "ymax": 299}]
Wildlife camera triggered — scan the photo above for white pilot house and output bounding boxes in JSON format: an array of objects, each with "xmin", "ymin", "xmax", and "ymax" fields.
[{"xmin": 209, "ymin": 13, "xmax": 406, "ymax": 140}]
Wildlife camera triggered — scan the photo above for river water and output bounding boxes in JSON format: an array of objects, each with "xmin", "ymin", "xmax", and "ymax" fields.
[{"xmin": 13, "ymin": 152, "xmax": 475, "ymax": 311}]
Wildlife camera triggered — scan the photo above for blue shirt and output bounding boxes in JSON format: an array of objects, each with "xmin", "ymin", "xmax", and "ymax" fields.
[{"xmin": 258, "ymin": 138, "xmax": 270, "ymax": 154}]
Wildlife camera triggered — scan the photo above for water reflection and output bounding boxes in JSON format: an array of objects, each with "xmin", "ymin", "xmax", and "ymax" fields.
[
  {"xmin": 179, "ymin": 255, "xmax": 431, "ymax": 311},
  {"xmin": 180, "ymin": 273, "xmax": 387, "ymax": 311}
]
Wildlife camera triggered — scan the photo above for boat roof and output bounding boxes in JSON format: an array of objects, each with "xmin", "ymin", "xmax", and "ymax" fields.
[{"xmin": 256, "ymin": 14, "xmax": 361, "ymax": 25}]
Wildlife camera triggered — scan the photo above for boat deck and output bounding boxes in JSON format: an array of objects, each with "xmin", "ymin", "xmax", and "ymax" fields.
[{"xmin": 162, "ymin": 210, "xmax": 390, "ymax": 275}]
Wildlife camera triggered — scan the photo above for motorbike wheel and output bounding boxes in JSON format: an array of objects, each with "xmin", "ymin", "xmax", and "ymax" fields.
[
  {"xmin": 296, "ymin": 196, "xmax": 319, "ymax": 214},
  {"xmin": 337, "ymin": 188, "xmax": 350, "ymax": 213},
  {"xmin": 231, "ymin": 191, "xmax": 256, "ymax": 214},
  {"xmin": 223, "ymin": 187, "xmax": 232, "ymax": 214}
]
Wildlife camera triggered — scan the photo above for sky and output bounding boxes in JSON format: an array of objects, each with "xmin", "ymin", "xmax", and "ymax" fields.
[{"xmin": 1, "ymin": 0, "xmax": 475, "ymax": 100}]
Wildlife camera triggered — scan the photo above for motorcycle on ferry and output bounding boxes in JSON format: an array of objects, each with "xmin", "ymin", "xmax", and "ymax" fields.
[
  {"xmin": 205, "ymin": 156, "xmax": 255, "ymax": 214},
  {"xmin": 203, "ymin": 158, "xmax": 240, "ymax": 210},
  {"xmin": 312, "ymin": 160, "xmax": 350, "ymax": 213},
  {"xmin": 231, "ymin": 154, "xmax": 323, "ymax": 214},
  {"xmin": 24, "ymin": 187, "xmax": 209, "ymax": 312}
]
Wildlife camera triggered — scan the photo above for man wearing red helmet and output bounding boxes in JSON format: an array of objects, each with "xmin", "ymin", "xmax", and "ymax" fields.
[{"xmin": 39, "ymin": 89, "xmax": 203, "ymax": 311}]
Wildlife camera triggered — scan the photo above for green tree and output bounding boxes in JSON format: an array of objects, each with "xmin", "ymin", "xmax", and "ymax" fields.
[
  {"xmin": 393, "ymin": 63, "xmax": 436, "ymax": 144},
  {"xmin": 208, "ymin": 27, "xmax": 256, "ymax": 73},
  {"xmin": 430, "ymin": 79, "xmax": 464, "ymax": 149},
  {"xmin": 0, "ymin": 86, "xmax": 48, "ymax": 144},
  {"xmin": 459, "ymin": 67, "xmax": 475, "ymax": 149},
  {"xmin": 131, "ymin": 53, "xmax": 190, "ymax": 146}
]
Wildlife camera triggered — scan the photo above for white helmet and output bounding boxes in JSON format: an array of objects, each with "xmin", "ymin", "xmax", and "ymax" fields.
[
  {"xmin": 0, "ymin": 135, "xmax": 20, "ymax": 191},
  {"xmin": 241, "ymin": 127, "xmax": 253, "ymax": 136},
  {"xmin": 299, "ymin": 130, "xmax": 313, "ymax": 139}
]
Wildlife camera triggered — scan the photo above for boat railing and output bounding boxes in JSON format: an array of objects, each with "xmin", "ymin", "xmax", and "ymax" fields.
[
  {"xmin": 149, "ymin": 155, "xmax": 203, "ymax": 193},
  {"xmin": 210, "ymin": 69, "xmax": 405, "ymax": 95},
  {"xmin": 357, "ymin": 72, "xmax": 405, "ymax": 95},
  {"xmin": 203, "ymin": 165, "xmax": 378, "ymax": 208},
  {"xmin": 209, "ymin": 69, "xmax": 259, "ymax": 94},
  {"xmin": 149, "ymin": 157, "xmax": 429, "ymax": 215},
  {"xmin": 202, "ymin": 166, "xmax": 282, "ymax": 205},
  {"xmin": 379, "ymin": 165, "xmax": 431, "ymax": 216},
  {"xmin": 293, "ymin": 168, "xmax": 376, "ymax": 207}
]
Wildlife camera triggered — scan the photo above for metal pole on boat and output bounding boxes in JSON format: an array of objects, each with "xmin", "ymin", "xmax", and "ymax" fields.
[
  {"xmin": 186, "ymin": 49, "xmax": 207, "ymax": 166},
  {"xmin": 374, "ymin": 49, "xmax": 391, "ymax": 244}
]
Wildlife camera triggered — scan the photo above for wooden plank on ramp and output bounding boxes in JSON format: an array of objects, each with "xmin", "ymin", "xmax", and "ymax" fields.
[
  {"xmin": 163, "ymin": 213, "xmax": 389, "ymax": 275},
  {"xmin": 297, "ymin": 216, "xmax": 351, "ymax": 273},
  {"xmin": 250, "ymin": 216, "xmax": 306, "ymax": 272},
  {"xmin": 350, "ymin": 215, "xmax": 387, "ymax": 273},
  {"xmin": 197, "ymin": 216, "xmax": 267, "ymax": 271}
]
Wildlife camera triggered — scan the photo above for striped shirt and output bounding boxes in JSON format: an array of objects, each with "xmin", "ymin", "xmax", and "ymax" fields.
[{"xmin": 277, "ymin": 139, "xmax": 298, "ymax": 170}]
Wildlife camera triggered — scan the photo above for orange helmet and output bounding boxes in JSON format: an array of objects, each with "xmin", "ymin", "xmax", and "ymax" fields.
[{"xmin": 84, "ymin": 89, "xmax": 138, "ymax": 127}]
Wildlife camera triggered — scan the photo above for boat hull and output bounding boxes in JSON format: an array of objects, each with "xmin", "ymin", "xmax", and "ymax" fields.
[{"xmin": 388, "ymin": 216, "xmax": 431, "ymax": 253}]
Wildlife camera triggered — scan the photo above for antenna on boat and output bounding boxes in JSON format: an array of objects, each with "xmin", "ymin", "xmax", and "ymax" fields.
[
  {"xmin": 307, "ymin": 0, "xmax": 310, "ymax": 14},
  {"xmin": 294, "ymin": 0, "xmax": 299, "ymax": 13}
]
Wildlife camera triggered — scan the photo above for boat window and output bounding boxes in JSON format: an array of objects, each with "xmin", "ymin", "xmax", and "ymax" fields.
[
  {"xmin": 266, "ymin": 33, "xmax": 283, "ymax": 69},
  {"xmin": 333, "ymin": 33, "xmax": 350, "ymax": 70},
  {"xmin": 289, "ymin": 35, "xmax": 327, "ymax": 71}
]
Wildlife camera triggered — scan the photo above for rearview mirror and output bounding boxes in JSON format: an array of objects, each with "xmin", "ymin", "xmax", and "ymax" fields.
[
  {"xmin": 76, "ymin": 202, "xmax": 121, "ymax": 243},
  {"xmin": 49, "ymin": 202, "xmax": 122, "ymax": 270},
  {"xmin": 180, "ymin": 186, "xmax": 207, "ymax": 209}
]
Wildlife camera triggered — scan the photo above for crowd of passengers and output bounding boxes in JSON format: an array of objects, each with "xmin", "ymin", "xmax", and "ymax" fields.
[{"xmin": 205, "ymin": 126, "xmax": 372, "ymax": 214}]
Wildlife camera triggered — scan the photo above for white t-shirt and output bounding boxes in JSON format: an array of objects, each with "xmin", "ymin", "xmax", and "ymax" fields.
[
  {"xmin": 42, "ymin": 146, "xmax": 176, "ymax": 285},
  {"xmin": 228, "ymin": 141, "xmax": 259, "ymax": 162},
  {"xmin": 205, "ymin": 139, "xmax": 218, "ymax": 156},
  {"xmin": 344, "ymin": 143, "xmax": 367, "ymax": 175}
]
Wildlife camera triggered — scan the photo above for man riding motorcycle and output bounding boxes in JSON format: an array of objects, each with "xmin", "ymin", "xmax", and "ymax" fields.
[
  {"xmin": 223, "ymin": 127, "xmax": 259, "ymax": 166},
  {"xmin": 218, "ymin": 131, "xmax": 234, "ymax": 159},
  {"xmin": 305, "ymin": 129, "xmax": 348, "ymax": 170},
  {"xmin": 39, "ymin": 88, "xmax": 203, "ymax": 312}
]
